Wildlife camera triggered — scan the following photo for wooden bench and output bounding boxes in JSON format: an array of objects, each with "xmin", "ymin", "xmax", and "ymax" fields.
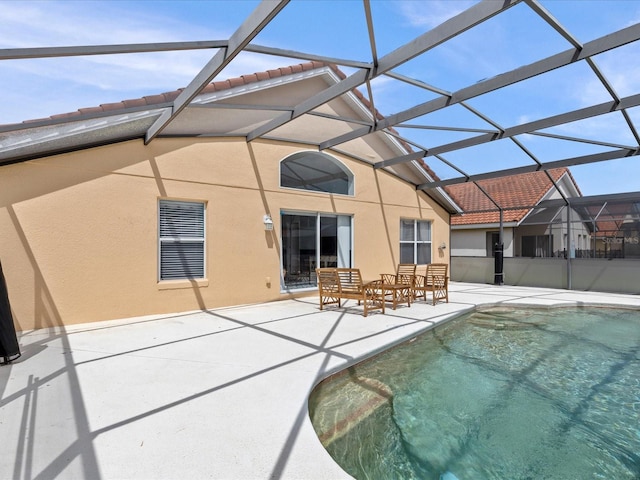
[
  {"xmin": 317, "ymin": 267, "xmax": 385, "ymax": 317},
  {"xmin": 413, "ymin": 263, "xmax": 449, "ymax": 305}
]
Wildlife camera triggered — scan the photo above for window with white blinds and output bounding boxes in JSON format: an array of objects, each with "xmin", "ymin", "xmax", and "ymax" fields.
[{"xmin": 159, "ymin": 200, "xmax": 205, "ymax": 280}]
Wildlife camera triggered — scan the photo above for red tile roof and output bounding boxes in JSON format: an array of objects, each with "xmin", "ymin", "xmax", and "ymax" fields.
[
  {"xmin": 588, "ymin": 202, "xmax": 636, "ymax": 237},
  {"xmin": 15, "ymin": 60, "xmax": 441, "ymax": 182},
  {"xmin": 447, "ymin": 168, "xmax": 575, "ymax": 225},
  {"xmin": 23, "ymin": 61, "xmax": 329, "ymax": 124}
]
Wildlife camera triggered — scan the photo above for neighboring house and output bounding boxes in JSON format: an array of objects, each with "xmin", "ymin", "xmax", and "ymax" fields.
[
  {"xmin": 446, "ymin": 168, "xmax": 592, "ymax": 258},
  {"xmin": 589, "ymin": 203, "xmax": 640, "ymax": 259},
  {"xmin": 0, "ymin": 62, "xmax": 457, "ymax": 331}
]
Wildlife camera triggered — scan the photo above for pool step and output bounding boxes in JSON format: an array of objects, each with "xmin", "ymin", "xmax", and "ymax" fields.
[
  {"xmin": 470, "ymin": 309, "xmax": 542, "ymax": 329},
  {"xmin": 316, "ymin": 377, "xmax": 393, "ymax": 447}
]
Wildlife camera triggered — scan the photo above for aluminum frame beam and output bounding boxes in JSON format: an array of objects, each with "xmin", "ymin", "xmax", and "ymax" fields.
[
  {"xmin": 418, "ymin": 148, "xmax": 640, "ymax": 190},
  {"xmin": 0, "ymin": 41, "xmax": 371, "ymax": 71},
  {"xmin": 144, "ymin": 0, "xmax": 290, "ymax": 144},
  {"xmin": 1, "ymin": 0, "xmax": 639, "ymax": 218},
  {"xmin": 242, "ymin": 44, "xmax": 371, "ymax": 69},
  {"xmin": 246, "ymin": 0, "xmax": 520, "ymax": 142},
  {"xmin": 0, "ymin": 41, "xmax": 227, "ymax": 60},
  {"xmin": 423, "ymin": 92, "xmax": 640, "ymax": 158},
  {"xmin": 377, "ymin": 92, "xmax": 640, "ymax": 170},
  {"xmin": 324, "ymin": 21, "xmax": 640, "ymax": 153},
  {"xmin": 537, "ymin": 191, "xmax": 640, "ymax": 209}
]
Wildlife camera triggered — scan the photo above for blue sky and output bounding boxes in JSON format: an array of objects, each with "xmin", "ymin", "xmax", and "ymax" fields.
[{"xmin": 1, "ymin": 0, "xmax": 640, "ymax": 196}]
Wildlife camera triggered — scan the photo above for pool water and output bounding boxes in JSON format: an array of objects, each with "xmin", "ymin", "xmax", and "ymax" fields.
[{"xmin": 309, "ymin": 306, "xmax": 640, "ymax": 479}]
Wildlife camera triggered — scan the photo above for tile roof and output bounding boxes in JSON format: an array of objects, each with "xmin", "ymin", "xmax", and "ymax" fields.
[
  {"xmin": 14, "ymin": 60, "xmax": 441, "ymax": 182},
  {"xmin": 588, "ymin": 202, "xmax": 638, "ymax": 237},
  {"xmin": 447, "ymin": 168, "xmax": 574, "ymax": 225},
  {"xmin": 21, "ymin": 61, "xmax": 329, "ymax": 124}
]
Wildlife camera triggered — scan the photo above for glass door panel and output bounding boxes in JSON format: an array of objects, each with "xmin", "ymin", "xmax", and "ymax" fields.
[
  {"xmin": 282, "ymin": 213, "xmax": 352, "ymax": 289},
  {"xmin": 282, "ymin": 214, "xmax": 316, "ymax": 289},
  {"xmin": 336, "ymin": 215, "xmax": 352, "ymax": 268},
  {"xmin": 320, "ymin": 217, "xmax": 338, "ymax": 268}
]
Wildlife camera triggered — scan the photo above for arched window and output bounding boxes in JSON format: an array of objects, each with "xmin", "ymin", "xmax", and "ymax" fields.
[{"xmin": 280, "ymin": 152, "xmax": 354, "ymax": 195}]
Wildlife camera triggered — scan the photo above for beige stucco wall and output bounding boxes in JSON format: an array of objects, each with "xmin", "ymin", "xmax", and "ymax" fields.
[{"xmin": 0, "ymin": 137, "xmax": 450, "ymax": 331}]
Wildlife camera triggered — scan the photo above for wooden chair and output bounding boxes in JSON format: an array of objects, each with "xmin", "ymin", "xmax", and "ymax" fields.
[
  {"xmin": 335, "ymin": 268, "xmax": 385, "ymax": 317},
  {"xmin": 380, "ymin": 263, "xmax": 416, "ymax": 309},
  {"xmin": 316, "ymin": 268, "xmax": 385, "ymax": 317},
  {"xmin": 316, "ymin": 268, "xmax": 341, "ymax": 310},
  {"xmin": 380, "ymin": 263, "xmax": 416, "ymax": 287},
  {"xmin": 413, "ymin": 263, "xmax": 449, "ymax": 305}
]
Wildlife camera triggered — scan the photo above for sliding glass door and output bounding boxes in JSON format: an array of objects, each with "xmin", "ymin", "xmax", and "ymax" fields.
[{"xmin": 281, "ymin": 212, "xmax": 352, "ymax": 289}]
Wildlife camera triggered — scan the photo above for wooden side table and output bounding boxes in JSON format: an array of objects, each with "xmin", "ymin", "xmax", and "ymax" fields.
[{"xmin": 381, "ymin": 282, "xmax": 412, "ymax": 310}]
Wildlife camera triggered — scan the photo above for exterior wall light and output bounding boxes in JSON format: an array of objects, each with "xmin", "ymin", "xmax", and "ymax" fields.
[
  {"xmin": 439, "ymin": 241, "xmax": 447, "ymax": 249},
  {"xmin": 263, "ymin": 214, "xmax": 274, "ymax": 231}
]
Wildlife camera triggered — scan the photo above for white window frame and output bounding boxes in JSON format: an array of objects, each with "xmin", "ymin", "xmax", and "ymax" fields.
[
  {"xmin": 158, "ymin": 199, "xmax": 206, "ymax": 281},
  {"xmin": 279, "ymin": 151, "xmax": 355, "ymax": 196},
  {"xmin": 280, "ymin": 210, "xmax": 353, "ymax": 291},
  {"xmin": 400, "ymin": 219, "xmax": 432, "ymax": 264}
]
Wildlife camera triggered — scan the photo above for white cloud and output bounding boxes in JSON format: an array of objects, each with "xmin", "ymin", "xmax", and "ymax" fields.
[
  {"xmin": 0, "ymin": 1, "xmax": 230, "ymax": 47},
  {"xmin": 397, "ymin": 0, "xmax": 477, "ymax": 29},
  {"xmin": 0, "ymin": 0, "xmax": 292, "ymax": 122},
  {"xmin": 555, "ymin": 115, "xmax": 637, "ymax": 145},
  {"xmin": 0, "ymin": 1, "xmax": 222, "ymax": 91},
  {"xmin": 595, "ymin": 46, "xmax": 640, "ymax": 99}
]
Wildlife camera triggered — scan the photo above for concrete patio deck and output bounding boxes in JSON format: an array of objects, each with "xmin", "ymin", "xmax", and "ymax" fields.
[{"xmin": 2, "ymin": 282, "xmax": 639, "ymax": 480}]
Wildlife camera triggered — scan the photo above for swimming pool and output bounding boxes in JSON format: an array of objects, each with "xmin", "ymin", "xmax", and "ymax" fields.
[{"xmin": 309, "ymin": 305, "xmax": 640, "ymax": 479}]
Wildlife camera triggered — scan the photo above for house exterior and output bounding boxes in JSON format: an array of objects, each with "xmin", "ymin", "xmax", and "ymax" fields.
[
  {"xmin": 590, "ymin": 204, "xmax": 640, "ymax": 259},
  {"xmin": 447, "ymin": 168, "xmax": 591, "ymax": 258},
  {"xmin": 0, "ymin": 62, "xmax": 456, "ymax": 331}
]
